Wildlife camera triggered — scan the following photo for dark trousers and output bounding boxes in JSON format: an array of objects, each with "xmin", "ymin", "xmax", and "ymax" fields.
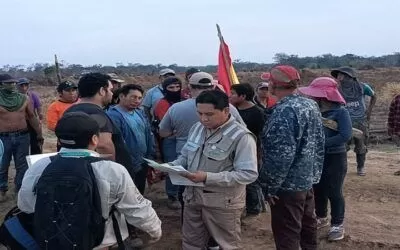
[
  {"xmin": 246, "ymin": 179, "xmax": 264, "ymax": 215},
  {"xmin": 314, "ymin": 152, "xmax": 347, "ymax": 225},
  {"xmin": 270, "ymin": 189, "xmax": 317, "ymax": 250},
  {"xmin": 0, "ymin": 132, "xmax": 30, "ymax": 192},
  {"xmin": 27, "ymin": 121, "xmax": 42, "ymax": 155},
  {"xmin": 133, "ymin": 164, "xmax": 148, "ymax": 195}
]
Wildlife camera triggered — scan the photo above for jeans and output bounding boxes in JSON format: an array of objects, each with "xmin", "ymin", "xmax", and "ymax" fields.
[
  {"xmin": 162, "ymin": 138, "xmax": 179, "ymax": 200},
  {"xmin": 314, "ymin": 153, "xmax": 347, "ymax": 225},
  {"xmin": 270, "ymin": 189, "xmax": 317, "ymax": 250},
  {"xmin": 0, "ymin": 131, "xmax": 30, "ymax": 192}
]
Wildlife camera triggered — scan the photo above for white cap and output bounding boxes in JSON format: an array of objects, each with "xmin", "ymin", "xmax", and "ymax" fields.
[{"xmin": 159, "ymin": 68, "xmax": 176, "ymax": 76}]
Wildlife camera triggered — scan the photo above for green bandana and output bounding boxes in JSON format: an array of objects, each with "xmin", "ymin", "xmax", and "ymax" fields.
[{"xmin": 0, "ymin": 85, "xmax": 27, "ymax": 112}]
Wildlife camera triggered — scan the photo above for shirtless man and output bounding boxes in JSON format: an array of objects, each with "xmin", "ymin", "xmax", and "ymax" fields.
[{"xmin": 0, "ymin": 74, "xmax": 42, "ymax": 201}]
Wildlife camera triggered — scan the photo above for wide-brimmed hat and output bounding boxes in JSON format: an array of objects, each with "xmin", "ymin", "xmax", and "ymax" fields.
[
  {"xmin": 331, "ymin": 67, "xmax": 356, "ymax": 79},
  {"xmin": 298, "ymin": 77, "xmax": 346, "ymax": 104}
]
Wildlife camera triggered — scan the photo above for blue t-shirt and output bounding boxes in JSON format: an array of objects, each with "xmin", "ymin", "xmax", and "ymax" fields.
[
  {"xmin": 142, "ymin": 84, "xmax": 164, "ymax": 109},
  {"xmin": 126, "ymin": 111, "xmax": 148, "ymax": 154}
]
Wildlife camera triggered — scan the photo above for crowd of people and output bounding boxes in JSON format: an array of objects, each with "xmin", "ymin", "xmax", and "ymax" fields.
[{"xmin": 0, "ymin": 64, "xmax": 392, "ymax": 249}]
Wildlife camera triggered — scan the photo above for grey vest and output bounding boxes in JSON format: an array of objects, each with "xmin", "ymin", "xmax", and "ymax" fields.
[{"xmin": 183, "ymin": 118, "xmax": 253, "ymax": 209}]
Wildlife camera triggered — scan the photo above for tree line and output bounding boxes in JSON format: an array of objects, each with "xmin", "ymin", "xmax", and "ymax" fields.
[{"xmin": 1, "ymin": 52, "xmax": 399, "ymax": 84}]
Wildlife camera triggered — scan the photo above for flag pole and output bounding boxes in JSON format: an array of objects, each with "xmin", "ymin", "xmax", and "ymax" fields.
[
  {"xmin": 216, "ymin": 24, "xmax": 233, "ymax": 86},
  {"xmin": 54, "ymin": 54, "xmax": 62, "ymax": 84}
]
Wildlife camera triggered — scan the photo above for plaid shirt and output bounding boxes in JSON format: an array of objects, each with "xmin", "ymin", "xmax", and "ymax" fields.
[{"xmin": 388, "ymin": 94, "xmax": 400, "ymax": 136}]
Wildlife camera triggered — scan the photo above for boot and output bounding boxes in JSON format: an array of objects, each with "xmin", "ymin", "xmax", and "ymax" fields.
[{"xmin": 356, "ymin": 153, "xmax": 366, "ymax": 176}]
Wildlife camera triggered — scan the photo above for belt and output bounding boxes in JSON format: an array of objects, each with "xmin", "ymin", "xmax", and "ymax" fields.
[{"xmin": 0, "ymin": 129, "xmax": 29, "ymax": 137}]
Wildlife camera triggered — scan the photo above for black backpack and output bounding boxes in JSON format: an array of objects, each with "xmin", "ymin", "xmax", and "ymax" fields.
[{"xmin": 33, "ymin": 155, "xmax": 106, "ymax": 250}]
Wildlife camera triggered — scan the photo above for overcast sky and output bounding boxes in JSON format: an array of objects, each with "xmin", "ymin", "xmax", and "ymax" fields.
[{"xmin": 1, "ymin": 0, "xmax": 398, "ymax": 67}]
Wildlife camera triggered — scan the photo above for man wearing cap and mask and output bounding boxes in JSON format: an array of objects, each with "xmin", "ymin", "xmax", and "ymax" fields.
[
  {"xmin": 154, "ymin": 76, "xmax": 183, "ymax": 209},
  {"xmin": 260, "ymin": 66, "xmax": 324, "ymax": 250},
  {"xmin": 17, "ymin": 78, "xmax": 43, "ymax": 154},
  {"xmin": 142, "ymin": 68, "xmax": 176, "ymax": 120},
  {"xmin": 46, "ymin": 81, "xmax": 78, "ymax": 132},
  {"xmin": 331, "ymin": 67, "xmax": 377, "ymax": 176},
  {"xmin": 0, "ymin": 74, "xmax": 43, "ymax": 202}
]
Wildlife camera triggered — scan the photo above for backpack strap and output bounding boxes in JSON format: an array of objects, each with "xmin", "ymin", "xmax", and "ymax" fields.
[{"xmin": 110, "ymin": 206, "xmax": 125, "ymax": 250}]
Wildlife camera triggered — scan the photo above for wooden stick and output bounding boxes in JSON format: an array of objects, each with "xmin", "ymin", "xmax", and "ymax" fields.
[
  {"xmin": 54, "ymin": 54, "xmax": 62, "ymax": 84},
  {"xmin": 216, "ymin": 24, "xmax": 233, "ymax": 86}
]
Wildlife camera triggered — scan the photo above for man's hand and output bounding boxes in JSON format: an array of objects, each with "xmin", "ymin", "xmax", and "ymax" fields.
[
  {"xmin": 266, "ymin": 195, "xmax": 279, "ymax": 206},
  {"xmin": 181, "ymin": 171, "xmax": 207, "ymax": 183}
]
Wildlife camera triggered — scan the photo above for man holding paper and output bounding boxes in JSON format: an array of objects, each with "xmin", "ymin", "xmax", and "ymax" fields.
[{"xmin": 170, "ymin": 90, "xmax": 258, "ymax": 250}]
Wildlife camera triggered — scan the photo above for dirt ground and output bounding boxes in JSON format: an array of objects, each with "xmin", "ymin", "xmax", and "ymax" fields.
[{"xmin": 1, "ymin": 139, "xmax": 399, "ymax": 250}]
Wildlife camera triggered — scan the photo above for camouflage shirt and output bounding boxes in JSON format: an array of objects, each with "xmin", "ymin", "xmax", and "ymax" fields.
[{"xmin": 260, "ymin": 94, "xmax": 325, "ymax": 196}]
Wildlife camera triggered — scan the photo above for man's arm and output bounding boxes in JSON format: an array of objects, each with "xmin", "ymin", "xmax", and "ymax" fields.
[
  {"xmin": 159, "ymin": 109, "xmax": 174, "ymax": 138},
  {"xmin": 25, "ymin": 98, "xmax": 42, "ymax": 139},
  {"xmin": 111, "ymin": 162, "xmax": 162, "ymax": 240},
  {"xmin": 18, "ymin": 158, "xmax": 51, "ymax": 213},
  {"xmin": 260, "ymin": 108, "xmax": 297, "ymax": 196},
  {"xmin": 205, "ymin": 134, "xmax": 258, "ymax": 187},
  {"xmin": 97, "ymin": 132, "xmax": 115, "ymax": 160},
  {"xmin": 364, "ymin": 83, "xmax": 377, "ymax": 122}
]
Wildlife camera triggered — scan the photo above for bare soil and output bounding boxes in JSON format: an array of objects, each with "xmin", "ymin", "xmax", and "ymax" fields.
[{"xmin": 2, "ymin": 139, "xmax": 399, "ymax": 250}]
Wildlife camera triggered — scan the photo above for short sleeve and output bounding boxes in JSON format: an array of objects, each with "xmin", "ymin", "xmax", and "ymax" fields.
[
  {"xmin": 142, "ymin": 88, "xmax": 154, "ymax": 108},
  {"xmin": 363, "ymin": 83, "xmax": 375, "ymax": 97},
  {"xmin": 91, "ymin": 113, "xmax": 113, "ymax": 133}
]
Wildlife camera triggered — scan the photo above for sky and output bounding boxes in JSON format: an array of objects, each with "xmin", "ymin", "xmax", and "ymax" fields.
[{"xmin": 1, "ymin": 0, "xmax": 399, "ymax": 67}]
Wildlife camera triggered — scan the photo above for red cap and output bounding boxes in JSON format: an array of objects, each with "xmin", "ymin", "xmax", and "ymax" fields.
[{"xmin": 270, "ymin": 65, "xmax": 300, "ymax": 87}]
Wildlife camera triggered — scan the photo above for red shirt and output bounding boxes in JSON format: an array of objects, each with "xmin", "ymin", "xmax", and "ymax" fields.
[{"xmin": 154, "ymin": 99, "xmax": 172, "ymax": 121}]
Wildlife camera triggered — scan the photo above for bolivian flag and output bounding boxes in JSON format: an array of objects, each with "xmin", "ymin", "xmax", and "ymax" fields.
[{"xmin": 217, "ymin": 25, "xmax": 239, "ymax": 95}]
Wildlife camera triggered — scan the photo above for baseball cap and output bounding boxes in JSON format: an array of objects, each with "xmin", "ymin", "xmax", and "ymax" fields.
[
  {"xmin": 55, "ymin": 112, "xmax": 100, "ymax": 148},
  {"xmin": 257, "ymin": 82, "xmax": 269, "ymax": 89},
  {"xmin": 57, "ymin": 81, "xmax": 78, "ymax": 92},
  {"xmin": 270, "ymin": 65, "xmax": 300, "ymax": 87},
  {"xmin": 0, "ymin": 74, "xmax": 17, "ymax": 84},
  {"xmin": 107, "ymin": 73, "xmax": 125, "ymax": 83},
  {"xmin": 159, "ymin": 68, "xmax": 176, "ymax": 77},
  {"xmin": 189, "ymin": 72, "xmax": 214, "ymax": 86},
  {"xmin": 185, "ymin": 68, "xmax": 201, "ymax": 80},
  {"xmin": 17, "ymin": 78, "xmax": 30, "ymax": 85}
]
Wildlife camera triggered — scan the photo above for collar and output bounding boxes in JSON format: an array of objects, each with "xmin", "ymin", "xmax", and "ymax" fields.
[
  {"xmin": 59, "ymin": 148, "xmax": 99, "ymax": 157},
  {"xmin": 205, "ymin": 115, "xmax": 235, "ymax": 143}
]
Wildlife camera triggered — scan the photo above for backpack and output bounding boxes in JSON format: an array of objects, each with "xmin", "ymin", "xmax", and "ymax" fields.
[
  {"xmin": 33, "ymin": 155, "xmax": 106, "ymax": 250},
  {"xmin": 0, "ymin": 206, "xmax": 39, "ymax": 250}
]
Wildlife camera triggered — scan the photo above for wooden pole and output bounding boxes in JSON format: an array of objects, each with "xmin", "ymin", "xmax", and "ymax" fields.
[
  {"xmin": 54, "ymin": 54, "xmax": 62, "ymax": 84},
  {"xmin": 216, "ymin": 24, "xmax": 233, "ymax": 86}
]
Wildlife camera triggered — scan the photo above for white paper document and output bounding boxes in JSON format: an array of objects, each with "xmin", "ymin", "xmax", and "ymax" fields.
[
  {"xmin": 26, "ymin": 152, "xmax": 57, "ymax": 168},
  {"xmin": 143, "ymin": 158, "xmax": 204, "ymax": 187}
]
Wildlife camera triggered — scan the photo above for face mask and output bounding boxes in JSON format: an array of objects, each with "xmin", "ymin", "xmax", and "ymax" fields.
[
  {"xmin": 164, "ymin": 90, "xmax": 181, "ymax": 103},
  {"xmin": 0, "ymin": 84, "xmax": 17, "ymax": 94}
]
